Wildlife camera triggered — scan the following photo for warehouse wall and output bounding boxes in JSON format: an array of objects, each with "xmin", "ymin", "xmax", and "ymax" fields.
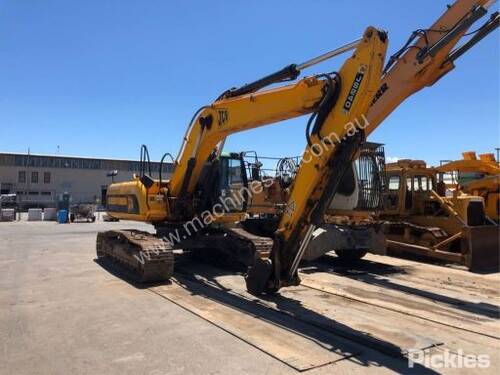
[{"xmin": 0, "ymin": 154, "xmax": 173, "ymax": 207}]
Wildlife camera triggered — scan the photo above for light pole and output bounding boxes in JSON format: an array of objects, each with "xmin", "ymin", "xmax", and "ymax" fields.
[{"xmin": 106, "ymin": 170, "xmax": 118, "ymax": 183}]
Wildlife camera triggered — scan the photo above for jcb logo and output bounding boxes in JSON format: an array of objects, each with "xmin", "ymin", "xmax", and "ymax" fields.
[{"xmin": 218, "ymin": 109, "xmax": 229, "ymax": 126}]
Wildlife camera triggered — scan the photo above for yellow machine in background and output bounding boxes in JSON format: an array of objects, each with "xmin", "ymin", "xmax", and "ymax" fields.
[
  {"xmin": 98, "ymin": 1, "xmax": 499, "ymax": 293},
  {"xmin": 436, "ymin": 151, "xmax": 500, "ymax": 221},
  {"xmin": 382, "ymin": 159, "xmax": 498, "ymax": 271}
]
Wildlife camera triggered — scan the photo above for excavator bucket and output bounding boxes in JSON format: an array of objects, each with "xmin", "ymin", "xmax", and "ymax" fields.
[{"xmin": 463, "ymin": 225, "xmax": 500, "ymax": 272}]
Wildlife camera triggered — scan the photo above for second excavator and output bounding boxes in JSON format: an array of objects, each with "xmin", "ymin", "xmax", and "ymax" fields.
[{"xmin": 97, "ymin": 0, "xmax": 499, "ymax": 294}]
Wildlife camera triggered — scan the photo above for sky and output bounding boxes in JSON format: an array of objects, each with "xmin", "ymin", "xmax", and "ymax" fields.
[{"xmin": 0, "ymin": 1, "xmax": 498, "ymax": 167}]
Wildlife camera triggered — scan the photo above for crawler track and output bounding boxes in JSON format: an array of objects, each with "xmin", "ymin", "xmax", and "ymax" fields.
[
  {"xmin": 96, "ymin": 229, "xmax": 174, "ymax": 283},
  {"xmin": 96, "ymin": 227, "xmax": 272, "ymax": 284},
  {"xmin": 227, "ymin": 227, "xmax": 274, "ymax": 262}
]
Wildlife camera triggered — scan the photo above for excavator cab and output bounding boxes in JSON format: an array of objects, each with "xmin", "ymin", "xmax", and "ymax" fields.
[
  {"xmin": 193, "ymin": 152, "xmax": 249, "ymax": 216},
  {"xmin": 218, "ymin": 152, "xmax": 249, "ymax": 213}
]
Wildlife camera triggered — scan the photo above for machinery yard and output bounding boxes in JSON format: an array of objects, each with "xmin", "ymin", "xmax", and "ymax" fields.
[
  {"xmin": 1, "ymin": 219, "xmax": 498, "ymax": 374},
  {"xmin": 1, "ymin": 1, "xmax": 499, "ymax": 374}
]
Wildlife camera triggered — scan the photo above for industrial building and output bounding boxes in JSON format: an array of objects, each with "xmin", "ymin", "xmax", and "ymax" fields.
[{"xmin": 0, "ymin": 152, "xmax": 173, "ymax": 208}]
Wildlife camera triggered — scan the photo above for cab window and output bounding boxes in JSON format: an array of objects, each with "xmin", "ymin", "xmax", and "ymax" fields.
[
  {"xmin": 421, "ymin": 176, "xmax": 428, "ymax": 191},
  {"xmin": 228, "ymin": 159, "xmax": 242, "ymax": 184},
  {"xmin": 406, "ymin": 177, "xmax": 413, "ymax": 191},
  {"xmin": 413, "ymin": 177, "xmax": 420, "ymax": 191},
  {"xmin": 388, "ymin": 176, "xmax": 400, "ymax": 190}
]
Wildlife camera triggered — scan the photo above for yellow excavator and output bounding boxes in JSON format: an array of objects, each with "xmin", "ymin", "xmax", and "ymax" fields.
[{"xmin": 97, "ymin": 0, "xmax": 499, "ymax": 294}]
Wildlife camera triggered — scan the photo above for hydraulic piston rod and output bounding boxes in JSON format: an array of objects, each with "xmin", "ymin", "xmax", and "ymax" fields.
[
  {"xmin": 224, "ymin": 37, "xmax": 362, "ymax": 98},
  {"xmin": 296, "ymin": 38, "xmax": 362, "ymax": 70}
]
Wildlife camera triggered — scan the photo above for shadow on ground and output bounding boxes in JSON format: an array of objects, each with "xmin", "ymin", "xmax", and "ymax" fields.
[
  {"xmin": 95, "ymin": 254, "xmax": 439, "ymax": 374},
  {"xmin": 303, "ymin": 255, "xmax": 500, "ymax": 320}
]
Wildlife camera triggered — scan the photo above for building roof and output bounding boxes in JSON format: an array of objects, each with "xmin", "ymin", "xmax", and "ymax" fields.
[
  {"xmin": 0, "ymin": 151, "xmax": 174, "ymax": 172},
  {"xmin": 0, "ymin": 151, "xmax": 171, "ymax": 163}
]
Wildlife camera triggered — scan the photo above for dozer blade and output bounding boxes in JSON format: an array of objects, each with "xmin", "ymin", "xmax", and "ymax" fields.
[{"xmin": 464, "ymin": 225, "xmax": 500, "ymax": 272}]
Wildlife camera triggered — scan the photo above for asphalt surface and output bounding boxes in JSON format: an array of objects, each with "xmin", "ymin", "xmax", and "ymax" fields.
[{"xmin": 1, "ymin": 219, "xmax": 498, "ymax": 374}]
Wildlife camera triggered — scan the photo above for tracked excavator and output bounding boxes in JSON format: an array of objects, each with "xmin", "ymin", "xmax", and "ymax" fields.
[{"xmin": 97, "ymin": 0, "xmax": 499, "ymax": 294}]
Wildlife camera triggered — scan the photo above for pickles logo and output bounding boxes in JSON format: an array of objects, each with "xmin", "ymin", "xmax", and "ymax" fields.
[
  {"xmin": 218, "ymin": 109, "xmax": 229, "ymax": 126},
  {"xmin": 343, "ymin": 65, "xmax": 366, "ymax": 112}
]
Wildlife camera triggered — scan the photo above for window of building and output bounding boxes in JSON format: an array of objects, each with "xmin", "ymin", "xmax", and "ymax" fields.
[
  {"xmin": 31, "ymin": 171, "xmax": 38, "ymax": 184},
  {"xmin": 18, "ymin": 171, "xmax": 26, "ymax": 183},
  {"xmin": 44, "ymin": 172, "xmax": 51, "ymax": 184},
  {"xmin": 41, "ymin": 191, "xmax": 52, "ymax": 196},
  {"xmin": 28, "ymin": 191, "xmax": 39, "ymax": 196}
]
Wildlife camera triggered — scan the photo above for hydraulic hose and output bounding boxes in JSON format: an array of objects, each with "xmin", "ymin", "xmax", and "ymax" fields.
[{"xmin": 305, "ymin": 72, "xmax": 341, "ymax": 147}]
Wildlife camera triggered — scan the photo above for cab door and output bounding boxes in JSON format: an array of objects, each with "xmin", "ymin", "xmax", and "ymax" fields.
[
  {"xmin": 219, "ymin": 154, "xmax": 248, "ymax": 213},
  {"xmin": 409, "ymin": 174, "xmax": 434, "ymax": 215},
  {"xmin": 385, "ymin": 172, "xmax": 402, "ymax": 213}
]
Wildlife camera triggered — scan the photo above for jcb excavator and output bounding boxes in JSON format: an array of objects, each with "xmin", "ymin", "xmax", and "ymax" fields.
[{"xmin": 97, "ymin": 0, "xmax": 499, "ymax": 294}]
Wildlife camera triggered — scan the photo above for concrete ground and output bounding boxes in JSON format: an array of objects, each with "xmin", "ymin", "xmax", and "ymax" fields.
[{"xmin": 0, "ymin": 219, "xmax": 498, "ymax": 375}]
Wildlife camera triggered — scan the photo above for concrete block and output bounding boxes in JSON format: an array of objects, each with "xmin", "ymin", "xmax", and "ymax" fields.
[
  {"xmin": 28, "ymin": 208, "xmax": 43, "ymax": 221},
  {"xmin": 43, "ymin": 208, "xmax": 57, "ymax": 221},
  {"xmin": 1, "ymin": 209, "xmax": 15, "ymax": 222}
]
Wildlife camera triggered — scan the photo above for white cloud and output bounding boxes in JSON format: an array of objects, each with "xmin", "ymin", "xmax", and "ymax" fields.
[{"xmin": 386, "ymin": 156, "xmax": 401, "ymax": 163}]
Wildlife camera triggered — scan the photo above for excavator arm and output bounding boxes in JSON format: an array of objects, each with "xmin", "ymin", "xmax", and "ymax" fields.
[
  {"xmin": 250, "ymin": 29, "xmax": 388, "ymax": 293},
  {"xmin": 365, "ymin": 0, "xmax": 499, "ymax": 135}
]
